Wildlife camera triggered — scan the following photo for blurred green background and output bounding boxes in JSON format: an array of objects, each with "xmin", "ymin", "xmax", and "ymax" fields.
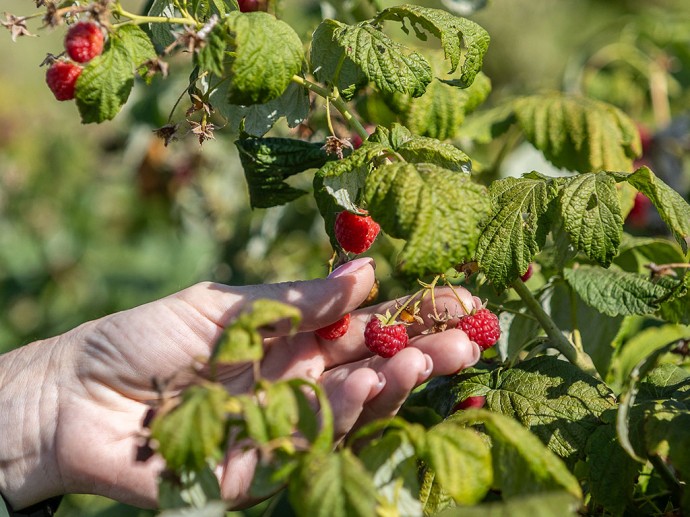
[{"xmin": 1, "ymin": 0, "xmax": 689, "ymax": 515}]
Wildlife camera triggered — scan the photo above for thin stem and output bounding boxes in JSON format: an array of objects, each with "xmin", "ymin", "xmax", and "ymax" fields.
[
  {"xmin": 114, "ymin": 5, "xmax": 197, "ymax": 26},
  {"xmin": 485, "ymin": 302, "xmax": 538, "ymax": 321},
  {"xmin": 325, "ymin": 99, "xmax": 337, "ymax": 138},
  {"xmin": 512, "ymin": 278, "xmax": 600, "ymax": 378},
  {"xmin": 649, "ymin": 454, "xmax": 682, "ymax": 506},
  {"xmin": 442, "ymin": 276, "xmax": 471, "ymax": 315}
]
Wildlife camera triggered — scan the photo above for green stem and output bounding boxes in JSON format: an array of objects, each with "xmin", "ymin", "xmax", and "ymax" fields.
[
  {"xmin": 512, "ymin": 278, "xmax": 600, "ymax": 378},
  {"xmin": 114, "ymin": 6, "xmax": 197, "ymax": 26},
  {"xmin": 291, "ymin": 75, "xmax": 369, "ymax": 140}
]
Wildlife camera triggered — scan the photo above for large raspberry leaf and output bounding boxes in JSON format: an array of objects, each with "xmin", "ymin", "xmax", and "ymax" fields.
[
  {"xmin": 476, "ymin": 172, "xmax": 560, "ymax": 290},
  {"xmin": 289, "ymin": 449, "xmax": 378, "ymax": 517},
  {"xmin": 451, "ymin": 409, "xmax": 583, "ymax": 500},
  {"xmin": 563, "ymin": 265, "xmax": 683, "ymax": 317},
  {"xmin": 559, "ymin": 172, "xmax": 623, "ymax": 267},
  {"xmin": 374, "ymin": 4, "xmax": 490, "ymax": 88},
  {"xmin": 365, "ymin": 161, "xmax": 488, "ymax": 275},
  {"xmin": 235, "ymin": 137, "xmax": 333, "ymax": 208},
  {"xmin": 432, "ymin": 491, "xmax": 580, "ymax": 517},
  {"xmin": 151, "ymin": 382, "xmax": 229, "ymax": 472},
  {"xmin": 223, "ymin": 12, "xmax": 304, "ymax": 105},
  {"xmin": 75, "ymin": 26, "xmax": 155, "ymax": 123}
]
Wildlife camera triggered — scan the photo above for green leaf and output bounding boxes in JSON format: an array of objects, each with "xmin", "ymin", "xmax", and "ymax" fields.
[
  {"xmin": 375, "ymin": 4, "xmax": 490, "ymax": 87},
  {"xmin": 625, "ymin": 166, "xmax": 690, "ymax": 253},
  {"xmin": 151, "ymin": 383, "xmax": 229, "ymax": 471},
  {"xmin": 456, "ymin": 100, "xmax": 516, "ymax": 143},
  {"xmin": 476, "ymin": 173, "xmax": 559, "ymax": 290},
  {"xmin": 213, "ymin": 80, "xmax": 309, "ymax": 136},
  {"xmin": 195, "ymin": 23, "xmax": 227, "ymax": 77},
  {"xmin": 310, "ymin": 19, "xmax": 432, "ymax": 98},
  {"xmin": 452, "ymin": 410, "xmax": 582, "ymax": 499},
  {"xmin": 513, "ymin": 93, "xmax": 641, "ymax": 172},
  {"xmin": 212, "ymin": 299, "xmax": 301, "ymax": 363},
  {"xmin": 364, "ymin": 162, "xmax": 489, "ymax": 275},
  {"xmin": 614, "ymin": 235, "xmax": 687, "ymax": 274},
  {"xmin": 452, "ymin": 357, "xmax": 616, "ymax": 466},
  {"xmin": 235, "ymin": 137, "xmax": 333, "ymax": 208},
  {"xmin": 495, "ymin": 301, "xmax": 542, "ymax": 363},
  {"xmin": 437, "ymin": 491, "xmax": 581, "ymax": 517},
  {"xmin": 563, "ymin": 265, "xmax": 680, "ymax": 317},
  {"xmin": 359, "ymin": 432, "xmax": 423, "ymax": 516},
  {"xmin": 148, "ymin": 0, "xmax": 178, "ymax": 48},
  {"xmin": 584, "ymin": 424, "xmax": 640, "ymax": 515},
  {"xmin": 391, "ymin": 71, "xmax": 491, "ymax": 140},
  {"xmin": 371, "ymin": 124, "xmax": 472, "ymax": 172},
  {"xmin": 419, "ymin": 469, "xmax": 456, "ymax": 516},
  {"xmin": 158, "ymin": 466, "xmax": 222, "ymax": 510},
  {"xmin": 158, "ymin": 502, "xmax": 226, "ymax": 517},
  {"xmin": 422, "ymin": 421, "xmax": 493, "ymax": 504},
  {"xmin": 224, "ymin": 12, "xmax": 304, "ymax": 105},
  {"xmin": 560, "ymin": 172, "xmax": 623, "ymax": 266},
  {"xmin": 289, "ymin": 449, "xmax": 378, "ymax": 517},
  {"xmin": 116, "ymin": 25, "xmax": 156, "ymax": 69}
]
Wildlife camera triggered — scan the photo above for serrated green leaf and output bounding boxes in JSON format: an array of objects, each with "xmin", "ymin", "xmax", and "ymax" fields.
[
  {"xmin": 615, "ymin": 234, "xmax": 687, "ymax": 274},
  {"xmin": 75, "ymin": 34, "xmax": 134, "ymax": 123},
  {"xmin": 195, "ymin": 23, "xmax": 227, "ymax": 77},
  {"xmin": 423, "ymin": 421, "xmax": 493, "ymax": 504},
  {"xmin": 456, "ymin": 100, "xmax": 516, "ymax": 143},
  {"xmin": 657, "ymin": 274, "xmax": 690, "ymax": 324},
  {"xmin": 375, "ymin": 4, "xmax": 490, "ymax": 87},
  {"xmin": 212, "ymin": 299, "xmax": 301, "ymax": 363},
  {"xmin": 117, "ymin": 25, "xmax": 156, "ymax": 69},
  {"xmin": 359, "ymin": 432, "xmax": 423, "ymax": 516},
  {"xmin": 645, "ymin": 408, "xmax": 690, "ymax": 481},
  {"xmin": 452, "ymin": 357, "xmax": 615, "ymax": 466},
  {"xmin": 147, "ymin": 0, "xmax": 178, "ymax": 49},
  {"xmin": 224, "ymin": 12, "xmax": 304, "ymax": 105},
  {"xmin": 235, "ymin": 137, "xmax": 332, "ymax": 208},
  {"xmin": 371, "ymin": 124, "xmax": 472, "ymax": 172},
  {"xmin": 314, "ymin": 142, "xmax": 390, "ymax": 248},
  {"xmin": 560, "ymin": 172, "xmax": 623, "ymax": 266},
  {"xmin": 513, "ymin": 93, "xmax": 641, "ymax": 172},
  {"xmin": 158, "ymin": 466, "xmax": 222, "ymax": 510},
  {"xmin": 584, "ymin": 424, "xmax": 640, "ymax": 515},
  {"xmin": 563, "ymin": 265, "xmax": 679, "ymax": 317},
  {"xmin": 476, "ymin": 173, "xmax": 559, "ymax": 290},
  {"xmin": 365, "ymin": 162, "xmax": 489, "ymax": 275},
  {"xmin": 626, "ymin": 166, "xmax": 690, "ymax": 253},
  {"xmin": 310, "ymin": 19, "xmax": 432, "ymax": 98},
  {"xmin": 452, "ymin": 409, "xmax": 582, "ymax": 499},
  {"xmin": 637, "ymin": 363, "xmax": 690, "ymax": 403},
  {"xmin": 212, "ymin": 80, "xmax": 309, "ymax": 136},
  {"xmin": 289, "ymin": 450, "xmax": 378, "ymax": 517},
  {"xmin": 151, "ymin": 383, "xmax": 229, "ymax": 471},
  {"xmin": 419, "ymin": 469, "xmax": 456, "ymax": 516}
]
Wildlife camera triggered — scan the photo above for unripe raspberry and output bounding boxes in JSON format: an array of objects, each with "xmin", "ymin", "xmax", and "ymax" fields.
[
  {"xmin": 315, "ymin": 314, "xmax": 350, "ymax": 340},
  {"xmin": 65, "ymin": 21, "xmax": 104, "ymax": 63},
  {"xmin": 457, "ymin": 308, "xmax": 501, "ymax": 350},
  {"xmin": 334, "ymin": 211, "xmax": 380, "ymax": 254},
  {"xmin": 520, "ymin": 263, "xmax": 533, "ymax": 282},
  {"xmin": 364, "ymin": 317, "xmax": 408, "ymax": 358},
  {"xmin": 45, "ymin": 61, "xmax": 82, "ymax": 101},
  {"xmin": 452, "ymin": 395, "xmax": 486, "ymax": 413}
]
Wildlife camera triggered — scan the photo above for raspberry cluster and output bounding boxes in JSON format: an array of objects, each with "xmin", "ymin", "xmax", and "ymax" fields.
[{"xmin": 45, "ymin": 21, "xmax": 104, "ymax": 102}]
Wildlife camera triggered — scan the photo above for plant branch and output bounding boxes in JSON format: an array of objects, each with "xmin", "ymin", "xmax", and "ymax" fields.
[
  {"xmin": 114, "ymin": 5, "xmax": 197, "ymax": 27},
  {"xmin": 512, "ymin": 278, "xmax": 600, "ymax": 378}
]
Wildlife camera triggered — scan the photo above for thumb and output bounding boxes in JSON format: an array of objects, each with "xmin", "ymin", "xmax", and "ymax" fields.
[{"xmin": 176, "ymin": 258, "xmax": 376, "ymax": 334}]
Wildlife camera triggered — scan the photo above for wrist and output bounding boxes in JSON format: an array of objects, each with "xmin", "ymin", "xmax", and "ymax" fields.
[{"xmin": 0, "ymin": 335, "xmax": 71, "ymax": 510}]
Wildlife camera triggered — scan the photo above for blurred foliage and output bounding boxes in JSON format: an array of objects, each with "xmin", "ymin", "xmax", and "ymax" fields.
[{"xmin": 1, "ymin": 0, "xmax": 689, "ymax": 515}]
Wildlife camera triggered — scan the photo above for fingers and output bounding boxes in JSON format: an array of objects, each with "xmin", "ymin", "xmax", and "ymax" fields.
[{"xmin": 174, "ymin": 257, "xmax": 376, "ymax": 336}]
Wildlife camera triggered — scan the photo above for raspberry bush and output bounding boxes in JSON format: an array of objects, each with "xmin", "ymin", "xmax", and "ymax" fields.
[{"xmin": 4, "ymin": 0, "xmax": 690, "ymax": 516}]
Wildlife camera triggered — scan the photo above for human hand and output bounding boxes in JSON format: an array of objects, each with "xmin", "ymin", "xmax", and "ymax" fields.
[{"xmin": 0, "ymin": 258, "xmax": 482, "ymax": 510}]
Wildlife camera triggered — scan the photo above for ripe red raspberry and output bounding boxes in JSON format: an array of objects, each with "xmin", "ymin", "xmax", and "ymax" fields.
[
  {"xmin": 457, "ymin": 308, "xmax": 500, "ymax": 350},
  {"xmin": 65, "ymin": 21, "xmax": 104, "ymax": 63},
  {"xmin": 315, "ymin": 314, "xmax": 350, "ymax": 340},
  {"xmin": 452, "ymin": 395, "xmax": 486, "ymax": 413},
  {"xmin": 238, "ymin": 0, "xmax": 262, "ymax": 11},
  {"xmin": 364, "ymin": 317, "xmax": 408, "ymax": 358},
  {"xmin": 334, "ymin": 211, "xmax": 380, "ymax": 254},
  {"xmin": 520, "ymin": 263, "xmax": 533, "ymax": 282},
  {"xmin": 45, "ymin": 61, "xmax": 83, "ymax": 101}
]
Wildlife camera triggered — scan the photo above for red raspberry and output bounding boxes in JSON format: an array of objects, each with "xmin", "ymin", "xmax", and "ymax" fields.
[
  {"xmin": 452, "ymin": 395, "xmax": 486, "ymax": 412},
  {"xmin": 334, "ymin": 211, "xmax": 380, "ymax": 254},
  {"xmin": 457, "ymin": 308, "xmax": 500, "ymax": 350},
  {"xmin": 315, "ymin": 314, "xmax": 350, "ymax": 340},
  {"xmin": 45, "ymin": 61, "xmax": 83, "ymax": 101},
  {"xmin": 364, "ymin": 317, "xmax": 408, "ymax": 358},
  {"xmin": 520, "ymin": 263, "xmax": 533, "ymax": 282},
  {"xmin": 237, "ymin": 0, "xmax": 262, "ymax": 11},
  {"xmin": 65, "ymin": 21, "xmax": 104, "ymax": 63}
]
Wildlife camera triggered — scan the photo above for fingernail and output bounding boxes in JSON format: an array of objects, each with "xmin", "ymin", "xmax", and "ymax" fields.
[
  {"xmin": 469, "ymin": 342, "xmax": 482, "ymax": 366},
  {"xmin": 422, "ymin": 354, "xmax": 434, "ymax": 377},
  {"xmin": 327, "ymin": 258, "xmax": 375, "ymax": 279}
]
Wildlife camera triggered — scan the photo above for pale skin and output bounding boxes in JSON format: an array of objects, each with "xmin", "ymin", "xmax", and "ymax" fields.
[{"xmin": 0, "ymin": 257, "xmax": 482, "ymax": 510}]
